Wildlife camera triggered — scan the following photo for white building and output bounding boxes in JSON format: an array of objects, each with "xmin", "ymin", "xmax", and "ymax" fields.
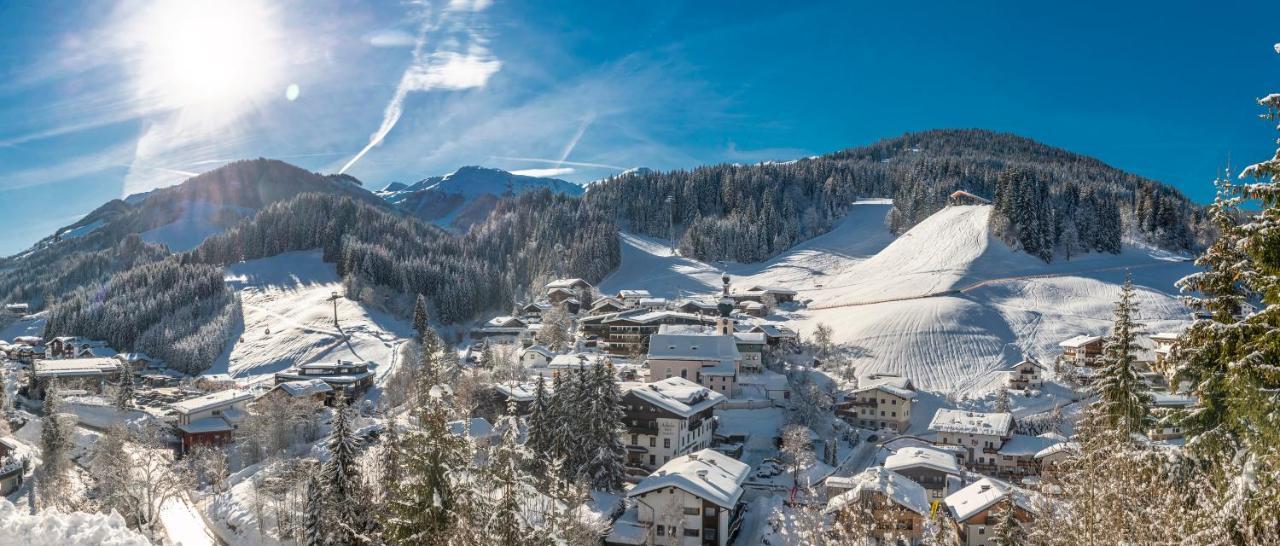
[
  {"xmin": 169, "ymin": 389, "xmax": 253, "ymax": 454},
  {"xmin": 884, "ymin": 446, "xmax": 963, "ymax": 499},
  {"xmin": 928, "ymin": 409, "xmax": 1014, "ymax": 470},
  {"xmin": 839, "ymin": 375, "xmax": 917, "ymax": 433},
  {"xmin": 518, "ymin": 345, "xmax": 555, "ymax": 368},
  {"xmin": 646, "ymin": 332, "xmax": 740, "ymax": 396},
  {"xmin": 1003, "ymin": 359, "xmax": 1045, "ymax": 390},
  {"xmin": 943, "ymin": 478, "xmax": 1034, "ymax": 546},
  {"xmin": 623, "ymin": 449, "xmax": 749, "ymax": 546},
  {"xmin": 823, "ymin": 466, "xmax": 931, "ymax": 545},
  {"xmin": 622, "ymin": 377, "xmax": 726, "ymax": 471}
]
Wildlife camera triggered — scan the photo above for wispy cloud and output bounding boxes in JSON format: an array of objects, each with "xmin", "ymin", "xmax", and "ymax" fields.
[
  {"xmin": 510, "ymin": 167, "xmax": 575, "ymax": 177},
  {"xmin": 340, "ymin": 1, "xmax": 501, "ymax": 174},
  {"xmin": 489, "ymin": 156, "xmax": 628, "ymax": 170}
]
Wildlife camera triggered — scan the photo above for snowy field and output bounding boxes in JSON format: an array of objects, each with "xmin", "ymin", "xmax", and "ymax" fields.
[
  {"xmin": 211, "ymin": 251, "xmax": 413, "ymax": 391},
  {"xmin": 602, "ymin": 200, "xmax": 1197, "ymax": 394}
]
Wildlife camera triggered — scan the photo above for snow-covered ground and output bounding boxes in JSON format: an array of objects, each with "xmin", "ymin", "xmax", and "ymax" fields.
[
  {"xmin": 0, "ymin": 498, "xmax": 152, "ymax": 545},
  {"xmin": 210, "ymin": 251, "xmax": 412, "ymax": 392},
  {"xmin": 602, "ymin": 200, "xmax": 1196, "ymax": 394}
]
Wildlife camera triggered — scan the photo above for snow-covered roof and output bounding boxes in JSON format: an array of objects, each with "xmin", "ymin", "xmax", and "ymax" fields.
[
  {"xmin": 177, "ymin": 417, "xmax": 235, "ymax": 434},
  {"xmin": 1034, "ymin": 441, "xmax": 1080, "ymax": 460},
  {"xmin": 198, "ymin": 373, "xmax": 235, "ymax": 382},
  {"xmin": 744, "ymin": 286, "xmax": 798, "ymax": 296},
  {"xmin": 1151, "ymin": 392, "xmax": 1196, "ymax": 408},
  {"xmin": 626, "ymin": 377, "xmax": 725, "ymax": 417},
  {"xmin": 486, "ymin": 316, "xmax": 527, "ymax": 328},
  {"xmin": 750, "ymin": 324, "xmax": 798, "ymax": 338},
  {"xmin": 638, "ymin": 297, "xmax": 667, "ymax": 306},
  {"xmin": 741, "ymin": 301, "xmax": 765, "ymax": 310},
  {"xmin": 548, "ymin": 352, "xmax": 611, "ymax": 369},
  {"xmin": 604, "ymin": 507, "xmax": 648, "ymax": 545},
  {"xmin": 998, "ymin": 434, "xmax": 1060, "ymax": 457},
  {"xmin": 495, "ymin": 382, "xmax": 541, "ymax": 403},
  {"xmin": 1150, "ymin": 332, "xmax": 1180, "ymax": 342},
  {"xmin": 33, "ymin": 357, "xmax": 121, "ymax": 378},
  {"xmin": 647, "ymin": 332, "xmax": 740, "ymax": 362},
  {"xmin": 824, "ymin": 467, "xmax": 930, "ymax": 516},
  {"xmin": 928, "ymin": 409, "xmax": 1013, "ymax": 436},
  {"xmin": 273, "ymin": 379, "xmax": 333, "ymax": 398},
  {"xmin": 546, "ymin": 278, "xmax": 589, "ymax": 289},
  {"xmin": 1059, "ymin": 334, "xmax": 1103, "ymax": 348},
  {"xmin": 617, "ymin": 289, "xmax": 651, "ymax": 299},
  {"xmin": 628, "ymin": 449, "xmax": 749, "ymax": 508},
  {"xmin": 519, "ymin": 344, "xmax": 555, "ymax": 359},
  {"xmin": 448, "ymin": 417, "xmax": 495, "ymax": 439},
  {"xmin": 944, "ymin": 477, "xmax": 1032, "ymax": 522},
  {"xmin": 170, "ymin": 389, "xmax": 253, "ymax": 415},
  {"xmin": 677, "ymin": 299, "xmax": 718, "ymax": 309},
  {"xmin": 854, "ymin": 375, "xmax": 916, "ymax": 399},
  {"xmin": 884, "ymin": 446, "xmax": 961, "ymax": 475},
  {"xmin": 4, "ymin": 303, "xmax": 29, "ymax": 312},
  {"xmin": 733, "ymin": 332, "xmax": 766, "ymax": 345},
  {"xmin": 1010, "ymin": 358, "xmax": 1047, "ymax": 371}
]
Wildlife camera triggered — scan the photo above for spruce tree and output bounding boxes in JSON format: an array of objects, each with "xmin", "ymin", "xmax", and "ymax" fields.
[
  {"xmin": 580, "ymin": 362, "xmax": 626, "ymax": 491},
  {"xmin": 380, "ymin": 416, "xmax": 402, "ymax": 495},
  {"xmin": 413, "ymin": 294, "xmax": 431, "ymax": 341},
  {"xmin": 115, "ymin": 361, "xmax": 135, "ymax": 411},
  {"xmin": 303, "ymin": 473, "xmax": 325, "ymax": 546},
  {"xmin": 321, "ymin": 397, "xmax": 365, "ymax": 544},
  {"xmin": 526, "ymin": 377, "xmax": 552, "ymax": 467},
  {"xmin": 485, "ymin": 400, "xmax": 537, "ymax": 544},
  {"xmin": 380, "ymin": 387, "xmax": 467, "ymax": 544},
  {"xmin": 989, "ymin": 501, "xmax": 1025, "ymax": 546},
  {"xmin": 993, "ymin": 387, "xmax": 1012, "ymax": 414},
  {"xmin": 39, "ymin": 381, "xmax": 68, "ymax": 483},
  {"xmin": 1093, "ymin": 273, "xmax": 1151, "ymax": 438}
]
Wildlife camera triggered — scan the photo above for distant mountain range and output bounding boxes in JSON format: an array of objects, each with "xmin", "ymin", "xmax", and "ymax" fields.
[{"xmin": 375, "ymin": 165, "xmax": 584, "ymax": 230}]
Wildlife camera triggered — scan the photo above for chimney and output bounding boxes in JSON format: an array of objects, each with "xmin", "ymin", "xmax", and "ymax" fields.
[
  {"xmin": 696, "ymin": 470, "xmax": 709, "ymax": 480},
  {"xmin": 980, "ymin": 484, "xmax": 991, "ymax": 493}
]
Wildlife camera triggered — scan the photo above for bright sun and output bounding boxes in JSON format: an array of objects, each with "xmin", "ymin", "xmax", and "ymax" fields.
[{"xmin": 136, "ymin": 0, "xmax": 282, "ymax": 109}]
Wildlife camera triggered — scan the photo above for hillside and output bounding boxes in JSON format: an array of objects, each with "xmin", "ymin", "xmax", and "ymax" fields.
[
  {"xmin": 602, "ymin": 199, "xmax": 1196, "ymax": 393},
  {"xmin": 377, "ymin": 166, "xmax": 584, "ymax": 230},
  {"xmin": 586, "ymin": 129, "xmax": 1209, "ymax": 265}
]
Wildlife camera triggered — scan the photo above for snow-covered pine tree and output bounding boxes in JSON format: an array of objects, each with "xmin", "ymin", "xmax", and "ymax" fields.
[
  {"xmin": 379, "ymin": 415, "xmax": 402, "ymax": 498},
  {"xmin": 545, "ymin": 371, "xmax": 571, "ymax": 473},
  {"xmin": 303, "ymin": 472, "xmax": 325, "ymax": 546},
  {"xmin": 413, "ymin": 293, "xmax": 431, "ymax": 341},
  {"xmin": 115, "ymin": 360, "xmax": 135, "ymax": 411},
  {"xmin": 989, "ymin": 500, "xmax": 1025, "ymax": 546},
  {"xmin": 993, "ymin": 387, "xmax": 1012, "ymax": 414},
  {"xmin": 320, "ymin": 397, "xmax": 366, "ymax": 544},
  {"xmin": 380, "ymin": 386, "xmax": 467, "ymax": 544},
  {"xmin": 1093, "ymin": 272, "xmax": 1152, "ymax": 438},
  {"xmin": 586, "ymin": 362, "xmax": 627, "ymax": 492},
  {"xmin": 526, "ymin": 376, "xmax": 552, "ymax": 469},
  {"xmin": 39, "ymin": 380, "xmax": 69, "ymax": 484},
  {"xmin": 484, "ymin": 399, "xmax": 541, "ymax": 544}
]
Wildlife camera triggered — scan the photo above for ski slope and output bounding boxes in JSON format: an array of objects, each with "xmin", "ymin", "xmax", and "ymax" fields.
[
  {"xmin": 208, "ymin": 251, "xmax": 412, "ymax": 392},
  {"xmin": 603, "ymin": 200, "xmax": 1198, "ymax": 394}
]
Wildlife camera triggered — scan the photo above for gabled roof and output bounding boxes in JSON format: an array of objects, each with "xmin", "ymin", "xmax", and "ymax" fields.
[
  {"xmin": 616, "ymin": 289, "xmax": 651, "ymax": 299},
  {"xmin": 177, "ymin": 417, "xmax": 235, "ymax": 434},
  {"xmin": 1010, "ymin": 358, "xmax": 1047, "ymax": 371},
  {"xmin": 495, "ymin": 382, "xmax": 546, "ymax": 403},
  {"xmin": 628, "ymin": 449, "xmax": 749, "ymax": 508},
  {"xmin": 1150, "ymin": 332, "xmax": 1180, "ymax": 342},
  {"xmin": 997, "ymin": 434, "xmax": 1060, "ymax": 457},
  {"xmin": 170, "ymin": 390, "xmax": 253, "ymax": 414},
  {"xmin": 519, "ymin": 344, "xmax": 555, "ymax": 359},
  {"xmin": 733, "ymin": 332, "xmax": 766, "ymax": 345},
  {"xmin": 548, "ymin": 352, "xmax": 611, "ymax": 369},
  {"xmin": 486, "ymin": 316, "xmax": 528, "ymax": 328},
  {"xmin": 745, "ymin": 286, "xmax": 798, "ymax": 296},
  {"xmin": 855, "ymin": 375, "xmax": 916, "ymax": 399},
  {"xmin": 546, "ymin": 278, "xmax": 590, "ymax": 289},
  {"xmin": 750, "ymin": 324, "xmax": 798, "ymax": 338},
  {"xmin": 1034, "ymin": 441, "xmax": 1080, "ymax": 460},
  {"xmin": 944, "ymin": 477, "xmax": 1032, "ymax": 522},
  {"xmin": 884, "ymin": 446, "xmax": 961, "ymax": 475},
  {"xmin": 928, "ymin": 409, "xmax": 1013, "ymax": 436},
  {"xmin": 647, "ymin": 332, "xmax": 740, "ymax": 362},
  {"xmin": 1059, "ymin": 335, "xmax": 1103, "ymax": 348},
  {"xmin": 626, "ymin": 377, "xmax": 725, "ymax": 417},
  {"xmin": 447, "ymin": 417, "xmax": 496, "ymax": 439},
  {"xmin": 824, "ymin": 467, "xmax": 930, "ymax": 516}
]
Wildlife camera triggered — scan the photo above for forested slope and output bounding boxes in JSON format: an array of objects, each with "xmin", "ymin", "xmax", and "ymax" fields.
[{"xmin": 586, "ymin": 129, "xmax": 1208, "ymax": 263}]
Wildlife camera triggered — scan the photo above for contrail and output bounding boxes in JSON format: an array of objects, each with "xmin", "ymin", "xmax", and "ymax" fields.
[
  {"xmin": 488, "ymin": 156, "xmax": 628, "ymax": 170},
  {"xmin": 556, "ymin": 114, "xmax": 594, "ymax": 167}
]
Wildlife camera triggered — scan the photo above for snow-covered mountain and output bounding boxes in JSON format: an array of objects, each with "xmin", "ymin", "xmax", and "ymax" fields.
[
  {"xmin": 600, "ymin": 199, "xmax": 1196, "ymax": 395},
  {"xmin": 376, "ymin": 165, "xmax": 584, "ymax": 229}
]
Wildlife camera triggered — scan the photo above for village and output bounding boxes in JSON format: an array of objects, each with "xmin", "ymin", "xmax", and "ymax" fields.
[{"xmin": 0, "ymin": 265, "xmax": 1195, "ymax": 546}]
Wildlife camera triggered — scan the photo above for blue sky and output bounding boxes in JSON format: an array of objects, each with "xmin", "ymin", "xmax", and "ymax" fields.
[{"xmin": 1, "ymin": 0, "xmax": 1278, "ymax": 256}]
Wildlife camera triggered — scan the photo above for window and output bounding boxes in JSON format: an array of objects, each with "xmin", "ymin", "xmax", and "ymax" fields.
[
  {"xmin": 664, "ymin": 438, "xmax": 671, "ymax": 449},
  {"xmin": 704, "ymin": 507, "xmax": 716, "ymax": 516},
  {"xmin": 631, "ymin": 434, "xmax": 637, "ymax": 445},
  {"xmin": 891, "ymin": 412, "xmax": 896, "ymax": 417},
  {"xmin": 656, "ymin": 526, "xmax": 665, "ymax": 536},
  {"xmin": 683, "ymin": 507, "xmax": 700, "ymax": 516},
  {"xmin": 979, "ymin": 527, "xmax": 985, "ymax": 535},
  {"xmin": 649, "ymin": 455, "xmax": 655, "ymax": 465},
  {"xmin": 681, "ymin": 369, "xmax": 687, "ymax": 378},
  {"xmin": 650, "ymin": 437, "xmax": 656, "ymax": 447},
  {"xmin": 683, "ymin": 528, "xmax": 700, "ymax": 537}
]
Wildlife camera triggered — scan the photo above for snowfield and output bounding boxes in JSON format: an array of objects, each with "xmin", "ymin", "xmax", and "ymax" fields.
[
  {"xmin": 603, "ymin": 200, "xmax": 1197, "ymax": 394},
  {"xmin": 210, "ymin": 251, "xmax": 412, "ymax": 390},
  {"xmin": 0, "ymin": 499, "xmax": 152, "ymax": 546}
]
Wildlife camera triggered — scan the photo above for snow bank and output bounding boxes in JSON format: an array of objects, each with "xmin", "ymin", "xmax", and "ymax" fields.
[{"xmin": 0, "ymin": 499, "xmax": 152, "ymax": 545}]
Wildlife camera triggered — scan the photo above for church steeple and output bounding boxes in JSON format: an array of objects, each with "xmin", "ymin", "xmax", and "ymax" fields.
[{"xmin": 717, "ymin": 272, "xmax": 735, "ymax": 335}]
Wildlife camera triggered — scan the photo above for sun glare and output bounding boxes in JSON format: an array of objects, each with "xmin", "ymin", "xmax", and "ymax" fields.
[{"xmin": 136, "ymin": 0, "xmax": 282, "ymax": 110}]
